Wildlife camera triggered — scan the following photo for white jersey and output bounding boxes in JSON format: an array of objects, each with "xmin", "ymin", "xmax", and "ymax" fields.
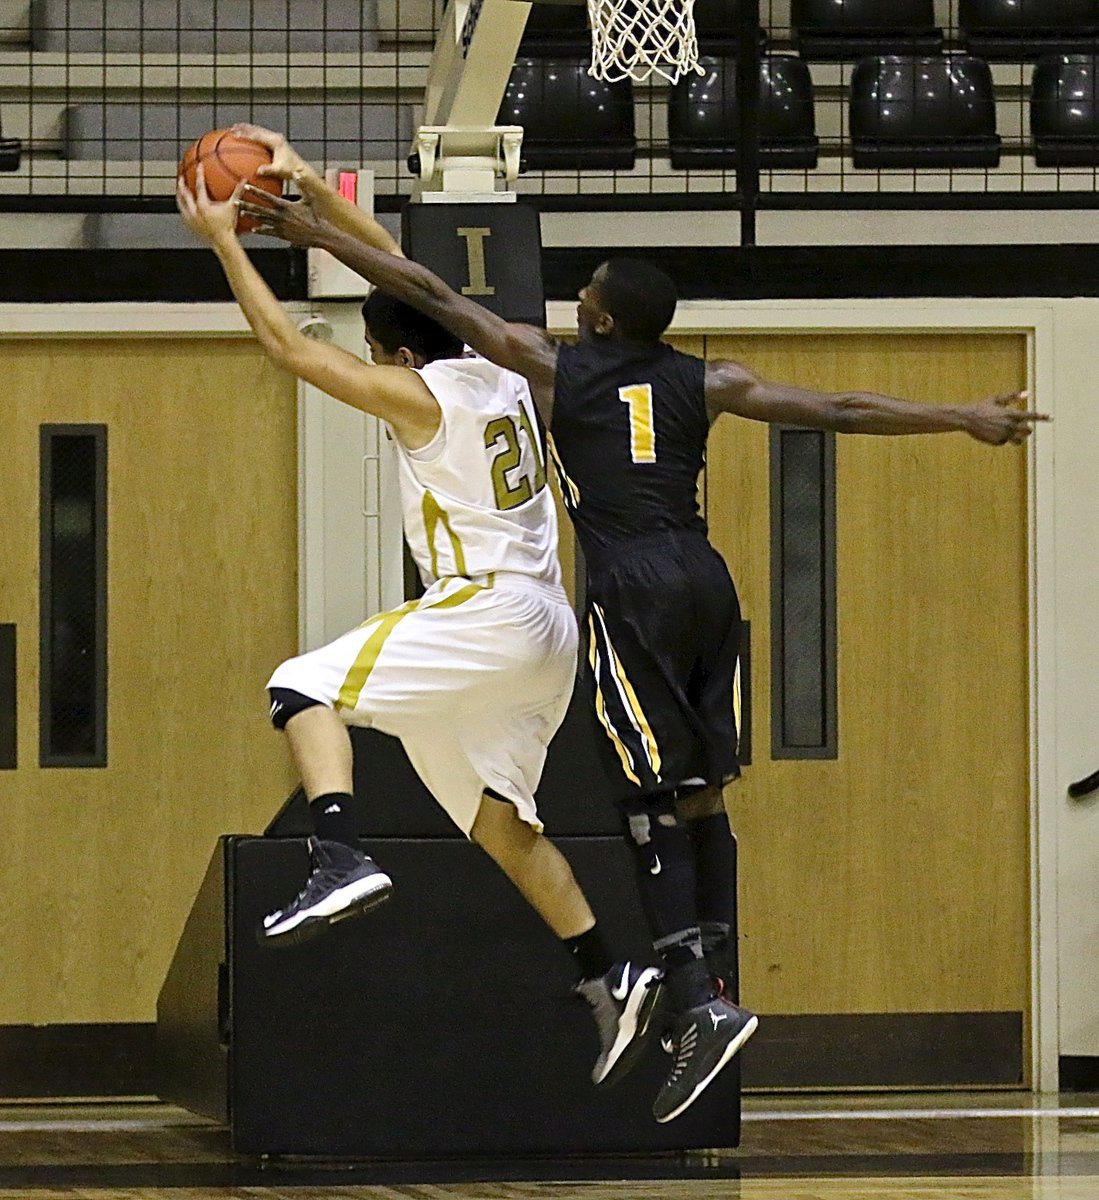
[{"xmin": 393, "ymin": 356, "xmax": 562, "ymax": 588}]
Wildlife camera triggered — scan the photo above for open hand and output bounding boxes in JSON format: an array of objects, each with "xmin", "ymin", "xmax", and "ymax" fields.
[
  {"xmin": 238, "ymin": 185, "xmax": 330, "ymax": 248},
  {"xmin": 229, "ymin": 123, "xmax": 312, "ymax": 182},
  {"xmin": 965, "ymin": 391, "xmax": 1049, "ymax": 445},
  {"xmin": 176, "ymin": 163, "xmax": 243, "ymax": 247}
]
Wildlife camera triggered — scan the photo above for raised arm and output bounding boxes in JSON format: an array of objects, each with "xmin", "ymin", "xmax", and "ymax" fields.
[
  {"xmin": 177, "ymin": 166, "xmax": 439, "ymax": 449},
  {"xmin": 231, "ymin": 123, "xmax": 404, "ymax": 256},
  {"xmin": 705, "ymin": 359, "xmax": 1048, "ymax": 445}
]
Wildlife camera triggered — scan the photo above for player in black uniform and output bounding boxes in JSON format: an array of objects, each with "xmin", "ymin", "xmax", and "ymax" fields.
[{"xmin": 239, "ymin": 152, "xmax": 1046, "ymax": 1122}]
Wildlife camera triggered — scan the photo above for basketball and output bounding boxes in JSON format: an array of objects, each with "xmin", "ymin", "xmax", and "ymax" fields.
[{"xmin": 177, "ymin": 129, "xmax": 282, "ymax": 233}]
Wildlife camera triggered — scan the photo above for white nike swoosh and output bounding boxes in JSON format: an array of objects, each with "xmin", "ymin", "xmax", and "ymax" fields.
[
  {"xmin": 649, "ymin": 855, "xmax": 662, "ymax": 875},
  {"xmin": 610, "ymin": 965, "xmax": 631, "ymax": 1001}
]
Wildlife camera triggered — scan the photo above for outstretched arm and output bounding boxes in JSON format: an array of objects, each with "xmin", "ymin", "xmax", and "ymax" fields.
[
  {"xmin": 241, "ymin": 187, "xmax": 560, "ymax": 398},
  {"xmin": 176, "ymin": 166, "xmax": 439, "ymax": 448},
  {"xmin": 705, "ymin": 359, "xmax": 1048, "ymax": 445}
]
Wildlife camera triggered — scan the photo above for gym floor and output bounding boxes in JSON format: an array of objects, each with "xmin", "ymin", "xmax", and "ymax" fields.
[{"xmin": 1, "ymin": 1091, "xmax": 1097, "ymax": 1198}]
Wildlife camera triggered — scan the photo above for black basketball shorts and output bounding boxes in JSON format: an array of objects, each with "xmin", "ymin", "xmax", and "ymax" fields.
[{"xmin": 581, "ymin": 530, "xmax": 742, "ymax": 798}]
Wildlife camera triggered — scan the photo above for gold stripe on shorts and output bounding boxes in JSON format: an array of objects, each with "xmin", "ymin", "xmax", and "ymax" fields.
[
  {"xmin": 335, "ymin": 581, "xmax": 486, "ymax": 712},
  {"xmin": 588, "ymin": 619, "xmax": 640, "ymax": 786},
  {"xmin": 591, "ymin": 603, "xmax": 662, "ymax": 779}
]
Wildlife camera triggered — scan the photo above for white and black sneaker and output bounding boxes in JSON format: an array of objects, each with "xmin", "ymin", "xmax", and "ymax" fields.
[
  {"xmin": 653, "ymin": 995, "xmax": 757, "ymax": 1123},
  {"xmin": 257, "ymin": 837, "xmax": 393, "ymax": 948},
  {"xmin": 575, "ymin": 961, "xmax": 664, "ymax": 1086}
]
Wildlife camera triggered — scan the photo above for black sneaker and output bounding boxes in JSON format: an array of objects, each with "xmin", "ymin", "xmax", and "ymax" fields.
[
  {"xmin": 257, "ymin": 837, "xmax": 393, "ymax": 947},
  {"xmin": 575, "ymin": 962, "xmax": 664, "ymax": 1086},
  {"xmin": 653, "ymin": 996, "xmax": 758, "ymax": 1123},
  {"xmin": 660, "ymin": 977, "xmax": 733, "ymax": 1055}
]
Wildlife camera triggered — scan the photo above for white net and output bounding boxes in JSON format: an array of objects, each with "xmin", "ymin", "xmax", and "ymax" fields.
[{"xmin": 587, "ymin": 0, "xmax": 704, "ymax": 85}]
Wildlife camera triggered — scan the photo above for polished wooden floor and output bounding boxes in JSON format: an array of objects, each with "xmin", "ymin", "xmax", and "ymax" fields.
[{"xmin": 2, "ymin": 1092, "xmax": 1099, "ymax": 1199}]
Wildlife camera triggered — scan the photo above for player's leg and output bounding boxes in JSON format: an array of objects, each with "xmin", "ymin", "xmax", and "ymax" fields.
[
  {"xmin": 383, "ymin": 579, "xmax": 664, "ymax": 1086},
  {"xmin": 677, "ymin": 783, "xmax": 738, "ymax": 989},
  {"xmin": 468, "ymin": 789, "xmax": 663, "ymax": 1086},
  {"xmin": 586, "ymin": 534, "xmax": 756, "ymax": 1118},
  {"xmin": 256, "ymin": 619, "xmax": 408, "ymax": 947}
]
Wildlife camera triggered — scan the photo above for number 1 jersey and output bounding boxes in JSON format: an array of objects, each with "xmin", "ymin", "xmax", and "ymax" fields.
[{"xmin": 550, "ymin": 338, "xmax": 709, "ymax": 565}]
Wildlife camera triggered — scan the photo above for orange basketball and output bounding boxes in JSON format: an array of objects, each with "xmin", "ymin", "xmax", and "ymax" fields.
[{"xmin": 177, "ymin": 129, "xmax": 282, "ymax": 233}]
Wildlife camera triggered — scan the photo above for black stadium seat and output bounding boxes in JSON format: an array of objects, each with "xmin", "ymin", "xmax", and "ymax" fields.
[
  {"xmin": 792, "ymin": 0, "xmax": 943, "ymax": 61},
  {"xmin": 849, "ymin": 55, "xmax": 1001, "ymax": 169},
  {"xmin": 690, "ymin": 0, "xmax": 765, "ymax": 53},
  {"xmin": 499, "ymin": 57, "xmax": 636, "ymax": 171},
  {"xmin": 669, "ymin": 55, "xmax": 818, "ymax": 169},
  {"xmin": 518, "ymin": 2, "xmax": 590, "ymax": 55},
  {"xmin": 959, "ymin": 0, "xmax": 1099, "ymax": 61},
  {"xmin": 1031, "ymin": 54, "xmax": 1099, "ymax": 166}
]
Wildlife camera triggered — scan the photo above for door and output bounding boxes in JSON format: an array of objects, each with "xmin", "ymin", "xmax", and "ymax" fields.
[
  {"xmin": 0, "ymin": 336, "xmax": 299, "ymax": 1025},
  {"xmin": 699, "ymin": 330, "xmax": 1030, "ymax": 1087}
]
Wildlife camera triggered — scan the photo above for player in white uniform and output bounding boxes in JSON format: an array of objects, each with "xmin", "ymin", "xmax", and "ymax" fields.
[{"xmin": 177, "ymin": 166, "xmax": 664, "ymax": 1088}]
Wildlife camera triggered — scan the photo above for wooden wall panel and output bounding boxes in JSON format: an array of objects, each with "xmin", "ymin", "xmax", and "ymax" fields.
[
  {"xmin": 0, "ymin": 337, "xmax": 298, "ymax": 1024},
  {"xmin": 695, "ymin": 332, "xmax": 1030, "ymax": 1027}
]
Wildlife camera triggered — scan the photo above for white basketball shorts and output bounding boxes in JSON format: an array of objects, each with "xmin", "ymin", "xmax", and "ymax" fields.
[{"xmin": 266, "ymin": 573, "xmax": 578, "ymax": 836}]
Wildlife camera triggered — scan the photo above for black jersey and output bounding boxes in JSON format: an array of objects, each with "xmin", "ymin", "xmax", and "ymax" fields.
[{"xmin": 550, "ymin": 338, "xmax": 709, "ymax": 564}]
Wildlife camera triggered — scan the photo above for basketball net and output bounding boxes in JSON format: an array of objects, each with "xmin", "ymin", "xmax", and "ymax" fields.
[{"xmin": 586, "ymin": 0, "xmax": 704, "ymax": 85}]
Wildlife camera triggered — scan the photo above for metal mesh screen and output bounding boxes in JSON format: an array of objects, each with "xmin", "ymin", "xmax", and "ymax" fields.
[{"xmin": 0, "ymin": 0, "xmax": 1096, "ymax": 210}]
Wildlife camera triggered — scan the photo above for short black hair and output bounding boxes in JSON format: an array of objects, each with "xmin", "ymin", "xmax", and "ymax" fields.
[
  {"xmin": 361, "ymin": 290, "xmax": 464, "ymax": 362},
  {"xmin": 598, "ymin": 258, "xmax": 678, "ymax": 344}
]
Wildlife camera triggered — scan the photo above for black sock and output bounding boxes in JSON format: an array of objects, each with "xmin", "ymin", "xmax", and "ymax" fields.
[
  {"xmin": 666, "ymin": 957, "xmax": 717, "ymax": 1011},
  {"xmin": 690, "ymin": 812, "xmax": 738, "ymax": 983},
  {"xmin": 564, "ymin": 923, "xmax": 614, "ymax": 981},
  {"xmin": 309, "ymin": 791, "xmax": 360, "ymax": 848}
]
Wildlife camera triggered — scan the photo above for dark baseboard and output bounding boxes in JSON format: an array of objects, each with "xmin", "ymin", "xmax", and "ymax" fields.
[
  {"xmin": 4, "ymin": 243, "xmax": 1099, "ymax": 304},
  {"xmin": 2, "ymin": 1010, "xmax": 1023, "ymax": 1098},
  {"xmin": 743, "ymin": 1011, "xmax": 1024, "ymax": 1090},
  {"xmin": 0, "ymin": 1023, "xmax": 155, "ymax": 1098}
]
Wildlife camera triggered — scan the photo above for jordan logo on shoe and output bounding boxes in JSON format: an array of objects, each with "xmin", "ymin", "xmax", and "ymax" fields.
[
  {"xmin": 611, "ymin": 965, "xmax": 632, "ymax": 1001},
  {"xmin": 710, "ymin": 1009, "xmax": 729, "ymax": 1030}
]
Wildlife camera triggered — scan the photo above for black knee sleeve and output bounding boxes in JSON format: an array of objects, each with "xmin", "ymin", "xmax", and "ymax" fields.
[
  {"xmin": 620, "ymin": 793, "xmax": 703, "ymax": 967},
  {"xmin": 268, "ymin": 686, "xmax": 323, "ymax": 731}
]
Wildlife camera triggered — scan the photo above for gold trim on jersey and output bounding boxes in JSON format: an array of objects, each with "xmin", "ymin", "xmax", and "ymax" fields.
[
  {"xmin": 546, "ymin": 433, "xmax": 580, "ymax": 507},
  {"xmin": 335, "ymin": 580, "xmax": 486, "ymax": 712},
  {"xmin": 732, "ymin": 655, "xmax": 742, "ymax": 741},
  {"xmin": 590, "ymin": 604, "xmax": 662, "ymax": 779},
  {"xmin": 588, "ymin": 620, "xmax": 640, "ymax": 786},
  {"xmin": 422, "ymin": 490, "xmax": 468, "ymax": 579}
]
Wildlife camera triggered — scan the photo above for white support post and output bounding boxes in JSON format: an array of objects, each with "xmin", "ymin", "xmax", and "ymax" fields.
[{"xmin": 412, "ymin": 0, "xmax": 532, "ymax": 198}]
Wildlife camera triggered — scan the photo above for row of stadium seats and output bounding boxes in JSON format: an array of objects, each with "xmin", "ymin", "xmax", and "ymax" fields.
[
  {"xmin": 46, "ymin": 52, "xmax": 1099, "ymax": 174},
  {"xmin": 522, "ymin": 0, "xmax": 1099, "ymax": 62},
  {"xmin": 502, "ymin": 54, "xmax": 1099, "ymax": 172}
]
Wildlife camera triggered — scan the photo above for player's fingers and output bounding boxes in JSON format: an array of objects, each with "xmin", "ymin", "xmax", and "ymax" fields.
[
  {"xmin": 238, "ymin": 200, "xmax": 275, "ymax": 220},
  {"xmin": 175, "ymin": 178, "xmax": 196, "ymax": 217},
  {"xmin": 993, "ymin": 389, "xmax": 1028, "ymax": 407},
  {"xmin": 231, "ymin": 122, "xmax": 280, "ymax": 147},
  {"xmin": 194, "ymin": 162, "xmax": 211, "ymax": 205},
  {"xmin": 1020, "ymin": 410, "xmax": 1051, "ymax": 423},
  {"xmin": 242, "ymin": 183, "xmax": 289, "ymax": 208}
]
